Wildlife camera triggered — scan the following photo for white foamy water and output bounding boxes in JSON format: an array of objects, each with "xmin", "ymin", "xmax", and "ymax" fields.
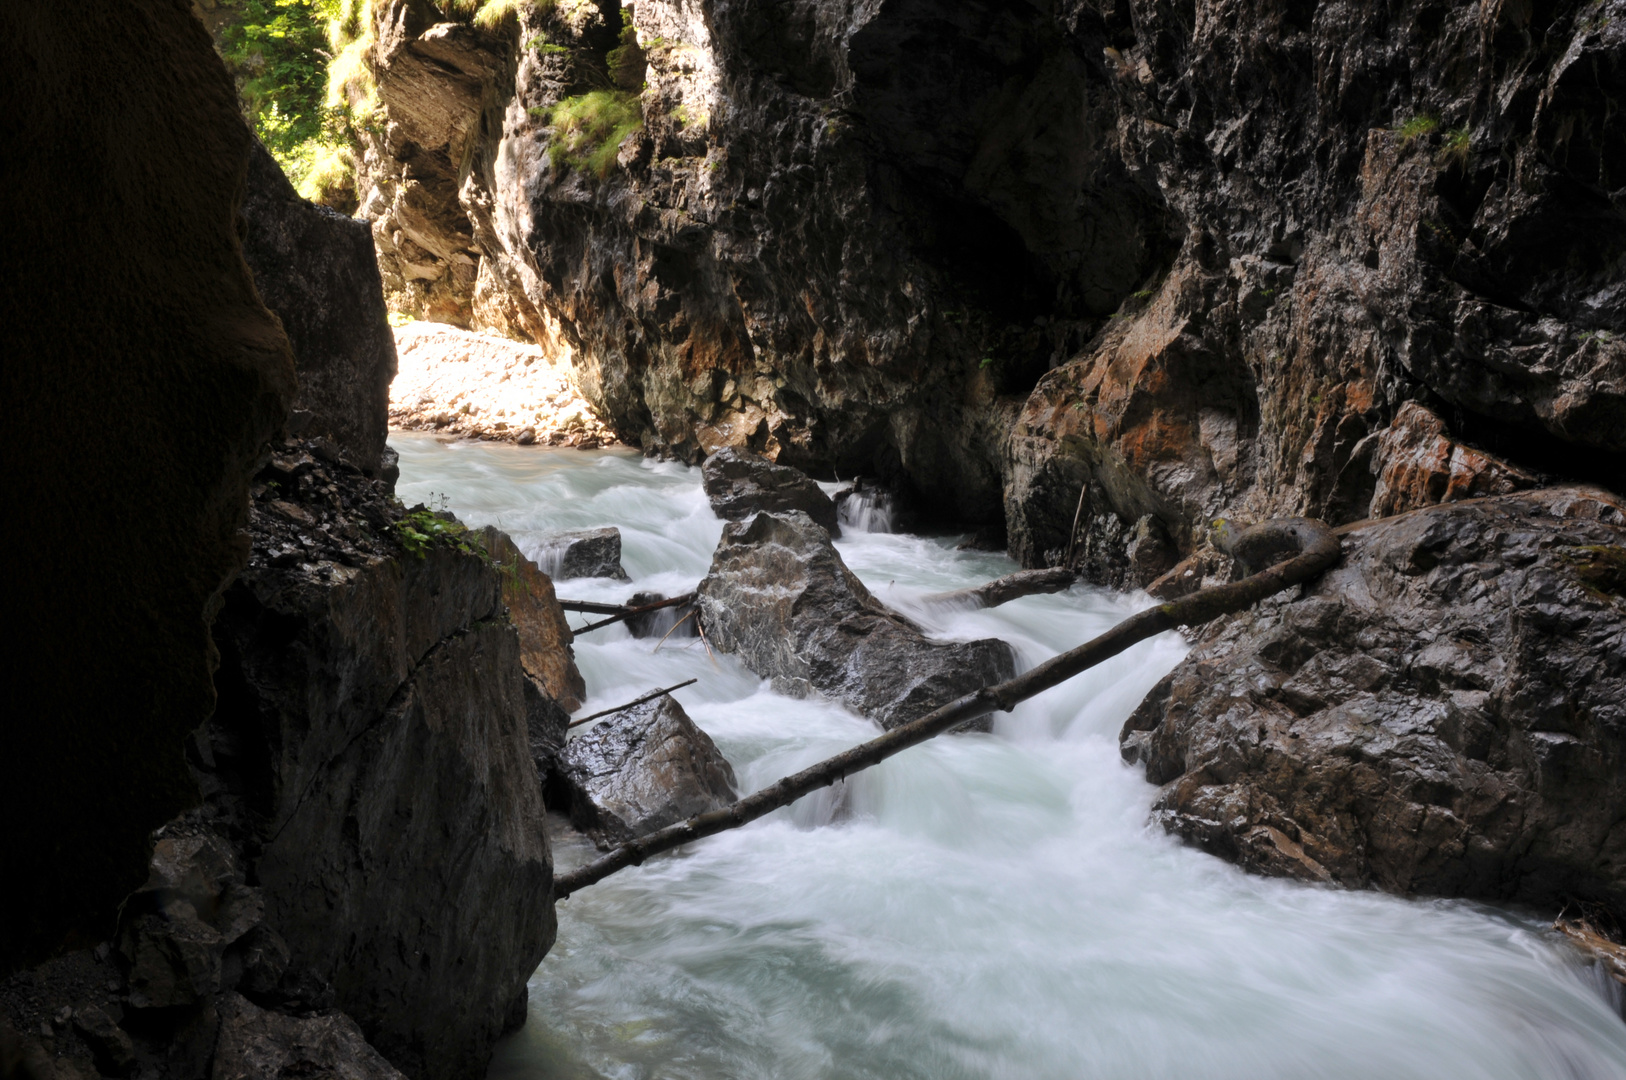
[{"xmin": 389, "ymin": 432, "xmax": 1626, "ymax": 1080}]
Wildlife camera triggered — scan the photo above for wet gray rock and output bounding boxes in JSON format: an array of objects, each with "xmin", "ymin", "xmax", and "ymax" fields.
[
  {"xmin": 702, "ymin": 448, "xmax": 840, "ymax": 536},
  {"xmin": 559, "ymin": 695, "xmax": 737, "ymax": 848},
  {"xmin": 537, "ymin": 527, "xmax": 629, "ymax": 581},
  {"xmin": 211, "ymin": 993, "xmax": 404, "ymax": 1080},
  {"xmin": 1121, "ymin": 487, "xmax": 1626, "ymax": 914},
  {"xmin": 697, "ymin": 512, "xmax": 1016, "ymax": 730},
  {"xmin": 242, "ymin": 139, "xmax": 395, "ymax": 474}
]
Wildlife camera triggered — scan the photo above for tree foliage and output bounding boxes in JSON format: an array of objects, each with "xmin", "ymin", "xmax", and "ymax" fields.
[{"xmin": 218, "ymin": 1, "xmax": 337, "ymax": 160}]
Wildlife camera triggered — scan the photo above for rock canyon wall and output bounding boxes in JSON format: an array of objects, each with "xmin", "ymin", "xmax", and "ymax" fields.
[{"xmin": 357, "ymin": 0, "xmax": 1621, "ymax": 549}]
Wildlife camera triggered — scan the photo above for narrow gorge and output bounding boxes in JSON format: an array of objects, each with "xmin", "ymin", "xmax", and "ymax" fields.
[{"xmin": 2, "ymin": 0, "xmax": 1622, "ymax": 1078}]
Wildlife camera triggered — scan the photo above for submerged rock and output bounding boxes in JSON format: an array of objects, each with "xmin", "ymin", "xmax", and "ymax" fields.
[
  {"xmin": 702, "ymin": 447, "xmax": 841, "ymax": 536},
  {"xmin": 558, "ymin": 695, "xmax": 737, "ymax": 848},
  {"xmin": 624, "ymin": 591, "xmax": 699, "ymax": 639},
  {"xmin": 535, "ymin": 527, "xmax": 629, "ymax": 581},
  {"xmin": 697, "ymin": 512, "xmax": 1016, "ymax": 730},
  {"xmin": 1121, "ymin": 487, "xmax": 1626, "ymax": 913}
]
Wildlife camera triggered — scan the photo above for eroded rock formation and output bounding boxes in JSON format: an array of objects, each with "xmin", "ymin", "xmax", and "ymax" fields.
[{"xmin": 1121, "ymin": 487, "xmax": 1626, "ymax": 910}]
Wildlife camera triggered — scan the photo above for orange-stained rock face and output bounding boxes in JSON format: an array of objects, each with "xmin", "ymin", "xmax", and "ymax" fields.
[{"xmin": 1369, "ymin": 402, "xmax": 1538, "ymax": 517}]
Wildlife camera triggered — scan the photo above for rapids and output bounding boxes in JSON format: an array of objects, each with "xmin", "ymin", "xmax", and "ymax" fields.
[{"xmin": 389, "ymin": 432, "xmax": 1626, "ymax": 1080}]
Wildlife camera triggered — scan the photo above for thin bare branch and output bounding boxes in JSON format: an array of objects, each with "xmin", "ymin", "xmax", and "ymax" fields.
[
  {"xmin": 571, "ymin": 592, "xmax": 696, "ymax": 634},
  {"xmin": 567, "ymin": 678, "xmax": 700, "ymax": 729}
]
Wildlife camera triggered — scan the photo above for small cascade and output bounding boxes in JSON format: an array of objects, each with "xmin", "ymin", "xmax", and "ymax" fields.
[{"xmin": 837, "ymin": 480, "xmax": 898, "ymax": 533}]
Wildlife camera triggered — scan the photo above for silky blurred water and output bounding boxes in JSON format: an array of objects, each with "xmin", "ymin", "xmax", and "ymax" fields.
[{"xmin": 390, "ymin": 432, "xmax": 1626, "ymax": 1080}]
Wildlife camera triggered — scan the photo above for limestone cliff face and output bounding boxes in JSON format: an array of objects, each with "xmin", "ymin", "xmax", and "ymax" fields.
[
  {"xmin": 1000, "ymin": 0, "xmax": 1626, "ymax": 580},
  {"xmin": 359, "ymin": 0, "xmax": 1622, "ymax": 544}
]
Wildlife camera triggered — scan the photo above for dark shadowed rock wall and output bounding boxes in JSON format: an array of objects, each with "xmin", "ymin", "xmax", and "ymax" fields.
[
  {"xmin": 0, "ymin": 0, "xmax": 296, "ymax": 972},
  {"xmin": 242, "ymin": 140, "xmax": 398, "ymax": 473},
  {"xmin": 204, "ymin": 449, "xmax": 555, "ymax": 1080}
]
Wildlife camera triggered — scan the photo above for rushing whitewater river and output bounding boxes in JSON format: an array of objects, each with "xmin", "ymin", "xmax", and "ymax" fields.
[{"xmin": 390, "ymin": 433, "xmax": 1626, "ymax": 1080}]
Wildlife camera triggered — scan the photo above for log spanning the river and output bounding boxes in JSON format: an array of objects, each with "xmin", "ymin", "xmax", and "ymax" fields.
[
  {"xmin": 921, "ymin": 567, "xmax": 1078, "ymax": 609},
  {"xmin": 551, "ymin": 518, "xmax": 1341, "ymax": 900},
  {"xmin": 562, "ymin": 592, "xmax": 696, "ymax": 634}
]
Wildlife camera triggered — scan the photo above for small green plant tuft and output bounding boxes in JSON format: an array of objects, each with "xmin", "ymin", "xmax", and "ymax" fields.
[
  {"xmin": 605, "ymin": 8, "xmax": 647, "ymax": 90},
  {"xmin": 1396, "ymin": 114, "xmax": 1438, "ymax": 147},
  {"xmin": 393, "ymin": 501, "xmax": 487, "ymax": 560},
  {"xmin": 1437, "ymin": 127, "xmax": 1471, "ymax": 167},
  {"xmin": 1132, "ymin": 289, "xmax": 1154, "ymax": 301},
  {"xmin": 540, "ymin": 90, "xmax": 644, "ymax": 176}
]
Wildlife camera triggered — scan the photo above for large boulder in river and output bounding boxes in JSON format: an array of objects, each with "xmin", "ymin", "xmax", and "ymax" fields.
[
  {"xmin": 204, "ymin": 442, "xmax": 554, "ymax": 1079},
  {"xmin": 703, "ymin": 448, "xmax": 841, "ymax": 537},
  {"xmin": 536, "ymin": 527, "xmax": 629, "ymax": 580},
  {"xmin": 698, "ymin": 512, "xmax": 1016, "ymax": 730},
  {"xmin": 558, "ymin": 695, "xmax": 737, "ymax": 848},
  {"xmin": 1121, "ymin": 487, "xmax": 1626, "ymax": 914}
]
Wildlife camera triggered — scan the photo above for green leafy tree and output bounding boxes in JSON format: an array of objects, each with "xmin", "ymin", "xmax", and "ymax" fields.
[{"xmin": 218, "ymin": 1, "xmax": 337, "ymax": 163}]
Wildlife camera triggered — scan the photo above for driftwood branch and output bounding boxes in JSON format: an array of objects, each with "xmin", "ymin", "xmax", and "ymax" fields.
[
  {"xmin": 557, "ymin": 599, "xmax": 630, "ymax": 615},
  {"xmin": 922, "ymin": 567, "xmax": 1078, "ymax": 609},
  {"xmin": 567, "ymin": 678, "xmax": 699, "ymax": 729},
  {"xmin": 570, "ymin": 592, "xmax": 695, "ymax": 634},
  {"xmin": 552, "ymin": 517, "xmax": 1340, "ymax": 900}
]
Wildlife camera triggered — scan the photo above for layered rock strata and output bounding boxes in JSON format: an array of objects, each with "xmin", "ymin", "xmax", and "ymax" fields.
[
  {"xmin": 1121, "ymin": 487, "xmax": 1626, "ymax": 912},
  {"xmin": 697, "ymin": 512, "xmax": 1016, "ymax": 730},
  {"xmin": 389, "ymin": 321, "xmax": 616, "ymax": 447}
]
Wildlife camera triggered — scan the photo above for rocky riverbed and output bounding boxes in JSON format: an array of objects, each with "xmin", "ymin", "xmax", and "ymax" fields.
[{"xmin": 389, "ymin": 321, "xmax": 617, "ymax": 447}]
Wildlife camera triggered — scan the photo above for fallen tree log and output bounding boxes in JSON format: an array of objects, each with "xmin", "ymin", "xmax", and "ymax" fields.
[
  {"xmin": 570, "ymin": 592, "xmax": 695, "ymax": 634},
  {"xmin": 557, "ymin": 599, "xmax": 630, "ymax": 615},
  {"xmin": 552, "ymin": 517, "xmax": 1340, "ymax": 900},
  {"xmin": 921, "ymin": 567, "xmax": 1077, "ymax": 609}
]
